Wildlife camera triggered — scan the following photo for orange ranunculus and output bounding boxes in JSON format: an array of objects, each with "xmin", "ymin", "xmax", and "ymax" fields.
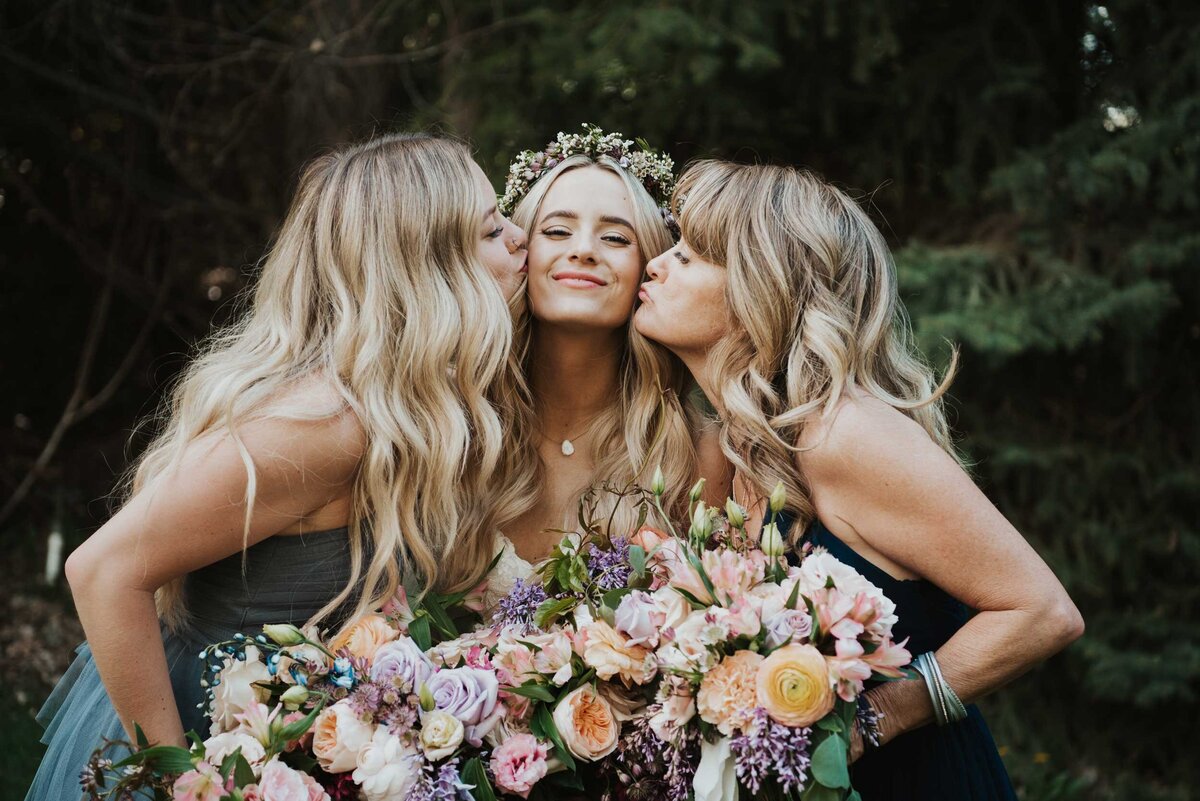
[{"xmin": 755, "ymin": 643, "xmax": 835, "ymax": 727}]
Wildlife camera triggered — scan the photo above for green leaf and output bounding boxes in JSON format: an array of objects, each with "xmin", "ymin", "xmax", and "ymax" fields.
[
  {"xmin": 811, "ymin": 733, "xmax": 851, "ymax": 789},
  {"xmin": 421, "ymin": 593, "xmax": 460, "ymax": 639},
  {"xmin": 786, "ymin": 578, "xmax": 802, "ymax": 610},
  {"xmin": 504, "ymin": 682, "xmax": 556, "ymax": 703},
  {"xmin": 233, "ymin": 753, "xmax": 256, "ymax": 788},
  {"xmin": 275, "ymin": 700, "xmax": 324, "ymax": 743},
  {"xmin": 847, "ymin": 790, "xmax": 863, "ymax": 801},
  {"xmin": 600, "ymin": 585, "xmax": 638, "ymax": 609},
  {"xmin": 800, "ymin": 784, "xmax": 842, "ymax": 801},
  {"xmin": 219, "ymin": 746, "xmax": 243, "ymax": 779},
  {"xmin": 673, "ymin": 587, "xmax": 712, "ymax": 610},
  {"xmin": 134, "ymin": 723, "xmax": 150, "ymax": 749},
  {"xmin": 533, "ymin": 597, "xmax": 576, "ymax": 629},
  {"xmin": 409, "ymin": 615, "xmax": 432, "ymax": 651},
  {"xmin": 816, "ymin": 715, "xmax": 845, "ymax": 733},
  {"xmin": 113, "ymin": 745, "xmax": 195, "ymax": 774},
  {"xmin": 461, "ymin": 756, "xmax": 498, "ymax": 801},
  {"xmin": 629, "ymin": 544, "xmax": 647, "ymax": 578},
  {"xmin": 534, "ymin": 702, "xmax": 576, "ymax": 772}
]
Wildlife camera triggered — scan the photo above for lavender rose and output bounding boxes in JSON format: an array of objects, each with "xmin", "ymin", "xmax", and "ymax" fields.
[
  {"xmin": 763, "ymin": 609, "xmax": 814, "ymax": 650},
  {"xmin": 425, "ymin": 667, "xmax": 502, "ymax": 746},
  {"xmin": 614, "ymin": 591, "xmax": 665, "ymax": 649},
  {"xmin": 369, "ymin": 637, "xmax": 435, "ymax": 692}
]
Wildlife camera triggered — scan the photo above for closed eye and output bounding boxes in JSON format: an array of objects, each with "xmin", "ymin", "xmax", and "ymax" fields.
[
  {"xmin": 541, "ymin": 227, "xmax": 571, "ymax": 237},
  {"xmin": 603, "ymin": 233, "xmax": 632, "ymax": 246},
  {"xmin": 673, "ymin": 250, "xmax": 690, "ymax": 264},
  {"xmin": 486, "ymin": 226, "xmax": 504, "ymax": 239}
]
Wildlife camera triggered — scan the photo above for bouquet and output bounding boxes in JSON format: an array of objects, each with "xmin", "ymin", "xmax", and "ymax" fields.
[
  {"xmin": 485, "ymin": 473, "xmax": 911, "ymax": 801},
  {"xmin": 84, "ymin": 473, "xmax": 911, "ymax": 801}
]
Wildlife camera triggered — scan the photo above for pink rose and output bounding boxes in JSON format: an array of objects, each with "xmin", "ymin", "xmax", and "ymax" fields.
[
  {"xmin": 614, "ymin": 591, "xmax": 665, "ymax": 648},
  {"xmin": 490, "ymin": 733, "xmax": 551, "ymax": 798},
  {"xmin": 258, "ymin": 758, "xmax": 329, "ymax": 801}
]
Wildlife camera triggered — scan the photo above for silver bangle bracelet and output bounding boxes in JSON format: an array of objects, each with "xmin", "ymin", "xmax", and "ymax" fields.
[{"xmin": 913, "ymin": 651, "xmax": 968, "ymax": 726}]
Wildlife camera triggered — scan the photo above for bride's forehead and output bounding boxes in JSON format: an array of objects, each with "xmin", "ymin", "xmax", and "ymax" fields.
[{"xmin": 543, "ymin": 167, "xmax": 632, "ymax": 212}]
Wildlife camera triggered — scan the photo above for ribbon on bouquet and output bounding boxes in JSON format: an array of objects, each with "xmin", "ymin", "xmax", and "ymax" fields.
[{"xmin": 694, "ymin": 736, "xmax": 738, "ymax": 801}]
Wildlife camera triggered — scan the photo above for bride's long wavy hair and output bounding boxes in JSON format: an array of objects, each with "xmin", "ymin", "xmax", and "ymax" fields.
[
  {"xmin": 508, "ymin": 155, "xmax": 700, "ymax": 532},
  {"xmin": 673, "ymin": 160, "xmax": 958, "ymax": 540},
  {"xmin": 130, "ymin": 133, "xmax": 525, "ymax": 632}
]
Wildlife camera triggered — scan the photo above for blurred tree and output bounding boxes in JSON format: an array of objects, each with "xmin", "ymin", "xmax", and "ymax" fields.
[{"xmin": 1, "ymin": 1, "xmax": 1195, "ymax": 797}]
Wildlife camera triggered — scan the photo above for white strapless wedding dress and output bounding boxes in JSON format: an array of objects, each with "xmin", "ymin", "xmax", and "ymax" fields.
[{"xmin": 481, "ymin": 533, "xmax": 537, "ymax": 614}]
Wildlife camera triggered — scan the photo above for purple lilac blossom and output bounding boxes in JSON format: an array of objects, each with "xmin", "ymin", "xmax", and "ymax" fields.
[
  {"xmin": 409, "ymin": 759, "xmax": 474, "ymax": 801},
  {"xmin": 729, "ymin": 708, "xmax": 813, "ymax": 795},
  {"xmin": 588, "ymin": 536, "xmax": 632, "ymax": 591},
  {"xmin": 492, "ymin": 579, "xmax": 548, "ymax": 633},
  {"xmin": 607, "ymin": 711, "xmax": 699, "ymax": 801}
]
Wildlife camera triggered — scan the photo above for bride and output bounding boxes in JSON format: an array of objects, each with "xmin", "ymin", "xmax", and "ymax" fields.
[
  {"xmin": 26, "ymin": 133, "xmax": 531, "ymax": 799},
  {"xmin": 485, "ymin": 125, "xmax": 729, "ymax": 607}
]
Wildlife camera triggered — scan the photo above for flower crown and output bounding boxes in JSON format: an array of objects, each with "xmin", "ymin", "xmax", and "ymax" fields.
[{"xmin": 499, "ymin": 123, "xmax": 679, "ymax": 238}]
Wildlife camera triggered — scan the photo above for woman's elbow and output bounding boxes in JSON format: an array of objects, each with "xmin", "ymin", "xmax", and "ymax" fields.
[{"xmin": 1039, "ymin": 593, "xmax": 1085, "ymax": 653}]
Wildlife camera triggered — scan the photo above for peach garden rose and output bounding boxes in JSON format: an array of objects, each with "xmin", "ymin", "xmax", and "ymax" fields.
[{"xmin": 552, "ymin": 685, "xmax": 619, "ymax": 761}]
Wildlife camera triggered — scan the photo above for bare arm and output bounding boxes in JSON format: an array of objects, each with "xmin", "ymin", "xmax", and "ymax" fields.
[
  {"xmin": 798, "ymin": 398, "xmax": 1084, "ymax": 753},
  {"xmin": 64, "ymin": 408, "xmax": 365, "ymax": 746}
]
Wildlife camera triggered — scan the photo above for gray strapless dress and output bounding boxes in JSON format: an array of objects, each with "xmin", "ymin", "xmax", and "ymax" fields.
[{"xmin": 26, "ymin": 528, "xmax": 355, "ymax": 801}]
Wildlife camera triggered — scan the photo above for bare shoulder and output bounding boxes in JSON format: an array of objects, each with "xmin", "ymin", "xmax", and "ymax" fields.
[
  {"xmin": 797, "ymin": 392, "xmax": 934, "ymax": 481},
  {"xmin": 195, "ymin": 375, "xmax": 368, "ymax": 484}
]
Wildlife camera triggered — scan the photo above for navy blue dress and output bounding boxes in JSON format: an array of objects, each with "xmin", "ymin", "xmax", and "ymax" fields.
[
  {"xmin": 26, "ymin": 528, "xmax": 356, "ymax": 801},
  {"xmin": 786, "ymin": 515, "xmax": 1017, "ymax": 801}
]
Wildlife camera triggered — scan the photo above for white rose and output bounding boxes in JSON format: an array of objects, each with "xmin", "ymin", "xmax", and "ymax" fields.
[
  {"xmin": 312, "ymin": 700, "xmax": 375, "ymax": 773},
  {"xmin": 797, "ymin": 551, "xmax": 897, "ymax": 636},
  {"xmin": 420, "ymin": 710, "xmax": 465, "ymax": 760},
  {"xmin": 202, "ymin": 730, "xmax": 266, "ymax": 767},
  {"xmin": 210, "ymin": 645, "xmax": 273, "ymax": 734},
  {"xmin": 353, "ymin": 726, "xmax": 421, "ymax": 801},
  {"xmin": 653, "ymin": 588, "xmax": 692, "ymax": 634}
]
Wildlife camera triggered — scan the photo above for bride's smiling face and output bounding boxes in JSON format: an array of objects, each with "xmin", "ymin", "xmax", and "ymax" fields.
[{"xmin": 526, "ymin": 166, "xmax": 644, "ymax": 331}]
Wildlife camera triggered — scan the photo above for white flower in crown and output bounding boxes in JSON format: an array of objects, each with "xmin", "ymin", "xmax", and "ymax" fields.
[{"xmin": 499, "ymin": 123, "xmax": 678, "ymax": 238}]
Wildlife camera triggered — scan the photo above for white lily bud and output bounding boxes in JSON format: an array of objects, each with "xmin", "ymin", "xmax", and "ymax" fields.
[
  {"xmin": 280, "ymin": 685, "xmax": 309, "ymax": 708},
  {"xmin": 689, "ymin": 478, "xmax": 706, "ymax": 504},
  {"xmin": 760, "ymin": 521, "xmax": 785, "ymax": 558},
  {"xmin": 262, "ymin": 623, "xmax": 306, "ymax": 646},
  {"xmin": 651, "ymin": 466, "xmax": 666, "ymax": 496},
  {"xmin": 725, "ymin": 498, "xmax": 746, "ymax": 528},
  {"xmin": 769, "ymin": 481, "xmax": 787, "ymax": 514}
]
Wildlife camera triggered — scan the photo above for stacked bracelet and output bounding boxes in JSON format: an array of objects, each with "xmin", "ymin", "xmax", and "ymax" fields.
[{"xmin": 913, "ymin": 651, "xmax": 968, "ymax": 726}]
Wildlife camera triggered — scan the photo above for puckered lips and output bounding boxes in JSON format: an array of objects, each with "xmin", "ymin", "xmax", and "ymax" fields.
[{"xmin": 552, "ymin": 270, "xmax": 608, "ymax": 289}]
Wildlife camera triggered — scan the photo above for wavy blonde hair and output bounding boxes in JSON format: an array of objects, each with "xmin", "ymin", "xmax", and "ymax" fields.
[
  {"xmin": 132, "ymin": 133, "xmax": 523, "ymax": 631},
  {"xmin": 508, "ymin": 155, "xmax": 700, "ymax": 532},
  {"xmin": 674, "ymin": 160, "xmax": 958, "ymax": 538}
]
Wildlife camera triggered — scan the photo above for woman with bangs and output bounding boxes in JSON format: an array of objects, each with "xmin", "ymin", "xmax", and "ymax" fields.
[
  {"xmin": 485, "ymin": 126, "xmax": 728, "ymax": 598},
  {"xmin": 27, "ymin": 133, "xmax": 531, "ymax": 798},
  {"xmin": 634, "ymin": 160, "xmax": 1083, "ymax": 799}
]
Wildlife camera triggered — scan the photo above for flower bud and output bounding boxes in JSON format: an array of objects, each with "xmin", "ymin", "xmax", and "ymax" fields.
[
  {"xmin": 280, "ymin": 685, "xmax": 309, "ymax": 708},
  {"xmin": 690, "ymin": 502, "xmax": 713, "ymax": 541},
  {"xmin": 725, "ymin": 498, "xmax": 746, "ymax": 528},
  {"xmin": 769, "ymin": 481, "xmax": 787, "ymax": 514},
  {"xmin": 651, "ymin": 466, "xmax": 666, "ymax": 496},
  {"xmin": 418, "ymin": 682, "xmax": 436, "ymax": 712},
  {"xmin": 262, "ymin": 623, "xmax": 306, "ymax": 646},
  {"xmin": 689, "ymin": 478, "xmax": 706, "ymax": 504},
  {"xmin": 760, "ymin": 521, "xmax": 785, "ymax": 558}
]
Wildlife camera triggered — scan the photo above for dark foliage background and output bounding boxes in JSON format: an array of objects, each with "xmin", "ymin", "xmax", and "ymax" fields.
[{"xmin": 2, "ymin": 1, "xmax": 1196, "ymax": 798}]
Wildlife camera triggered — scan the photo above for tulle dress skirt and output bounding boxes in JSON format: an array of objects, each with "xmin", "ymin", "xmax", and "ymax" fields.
[{"xmin": 26, "ymin": 528, "xmax": 354, "ymax": 801}]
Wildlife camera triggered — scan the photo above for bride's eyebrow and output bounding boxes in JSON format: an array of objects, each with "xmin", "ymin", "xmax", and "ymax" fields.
[{"xmin": 539, "ymin": 209, "xmax": 577, "ymax": 224}]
